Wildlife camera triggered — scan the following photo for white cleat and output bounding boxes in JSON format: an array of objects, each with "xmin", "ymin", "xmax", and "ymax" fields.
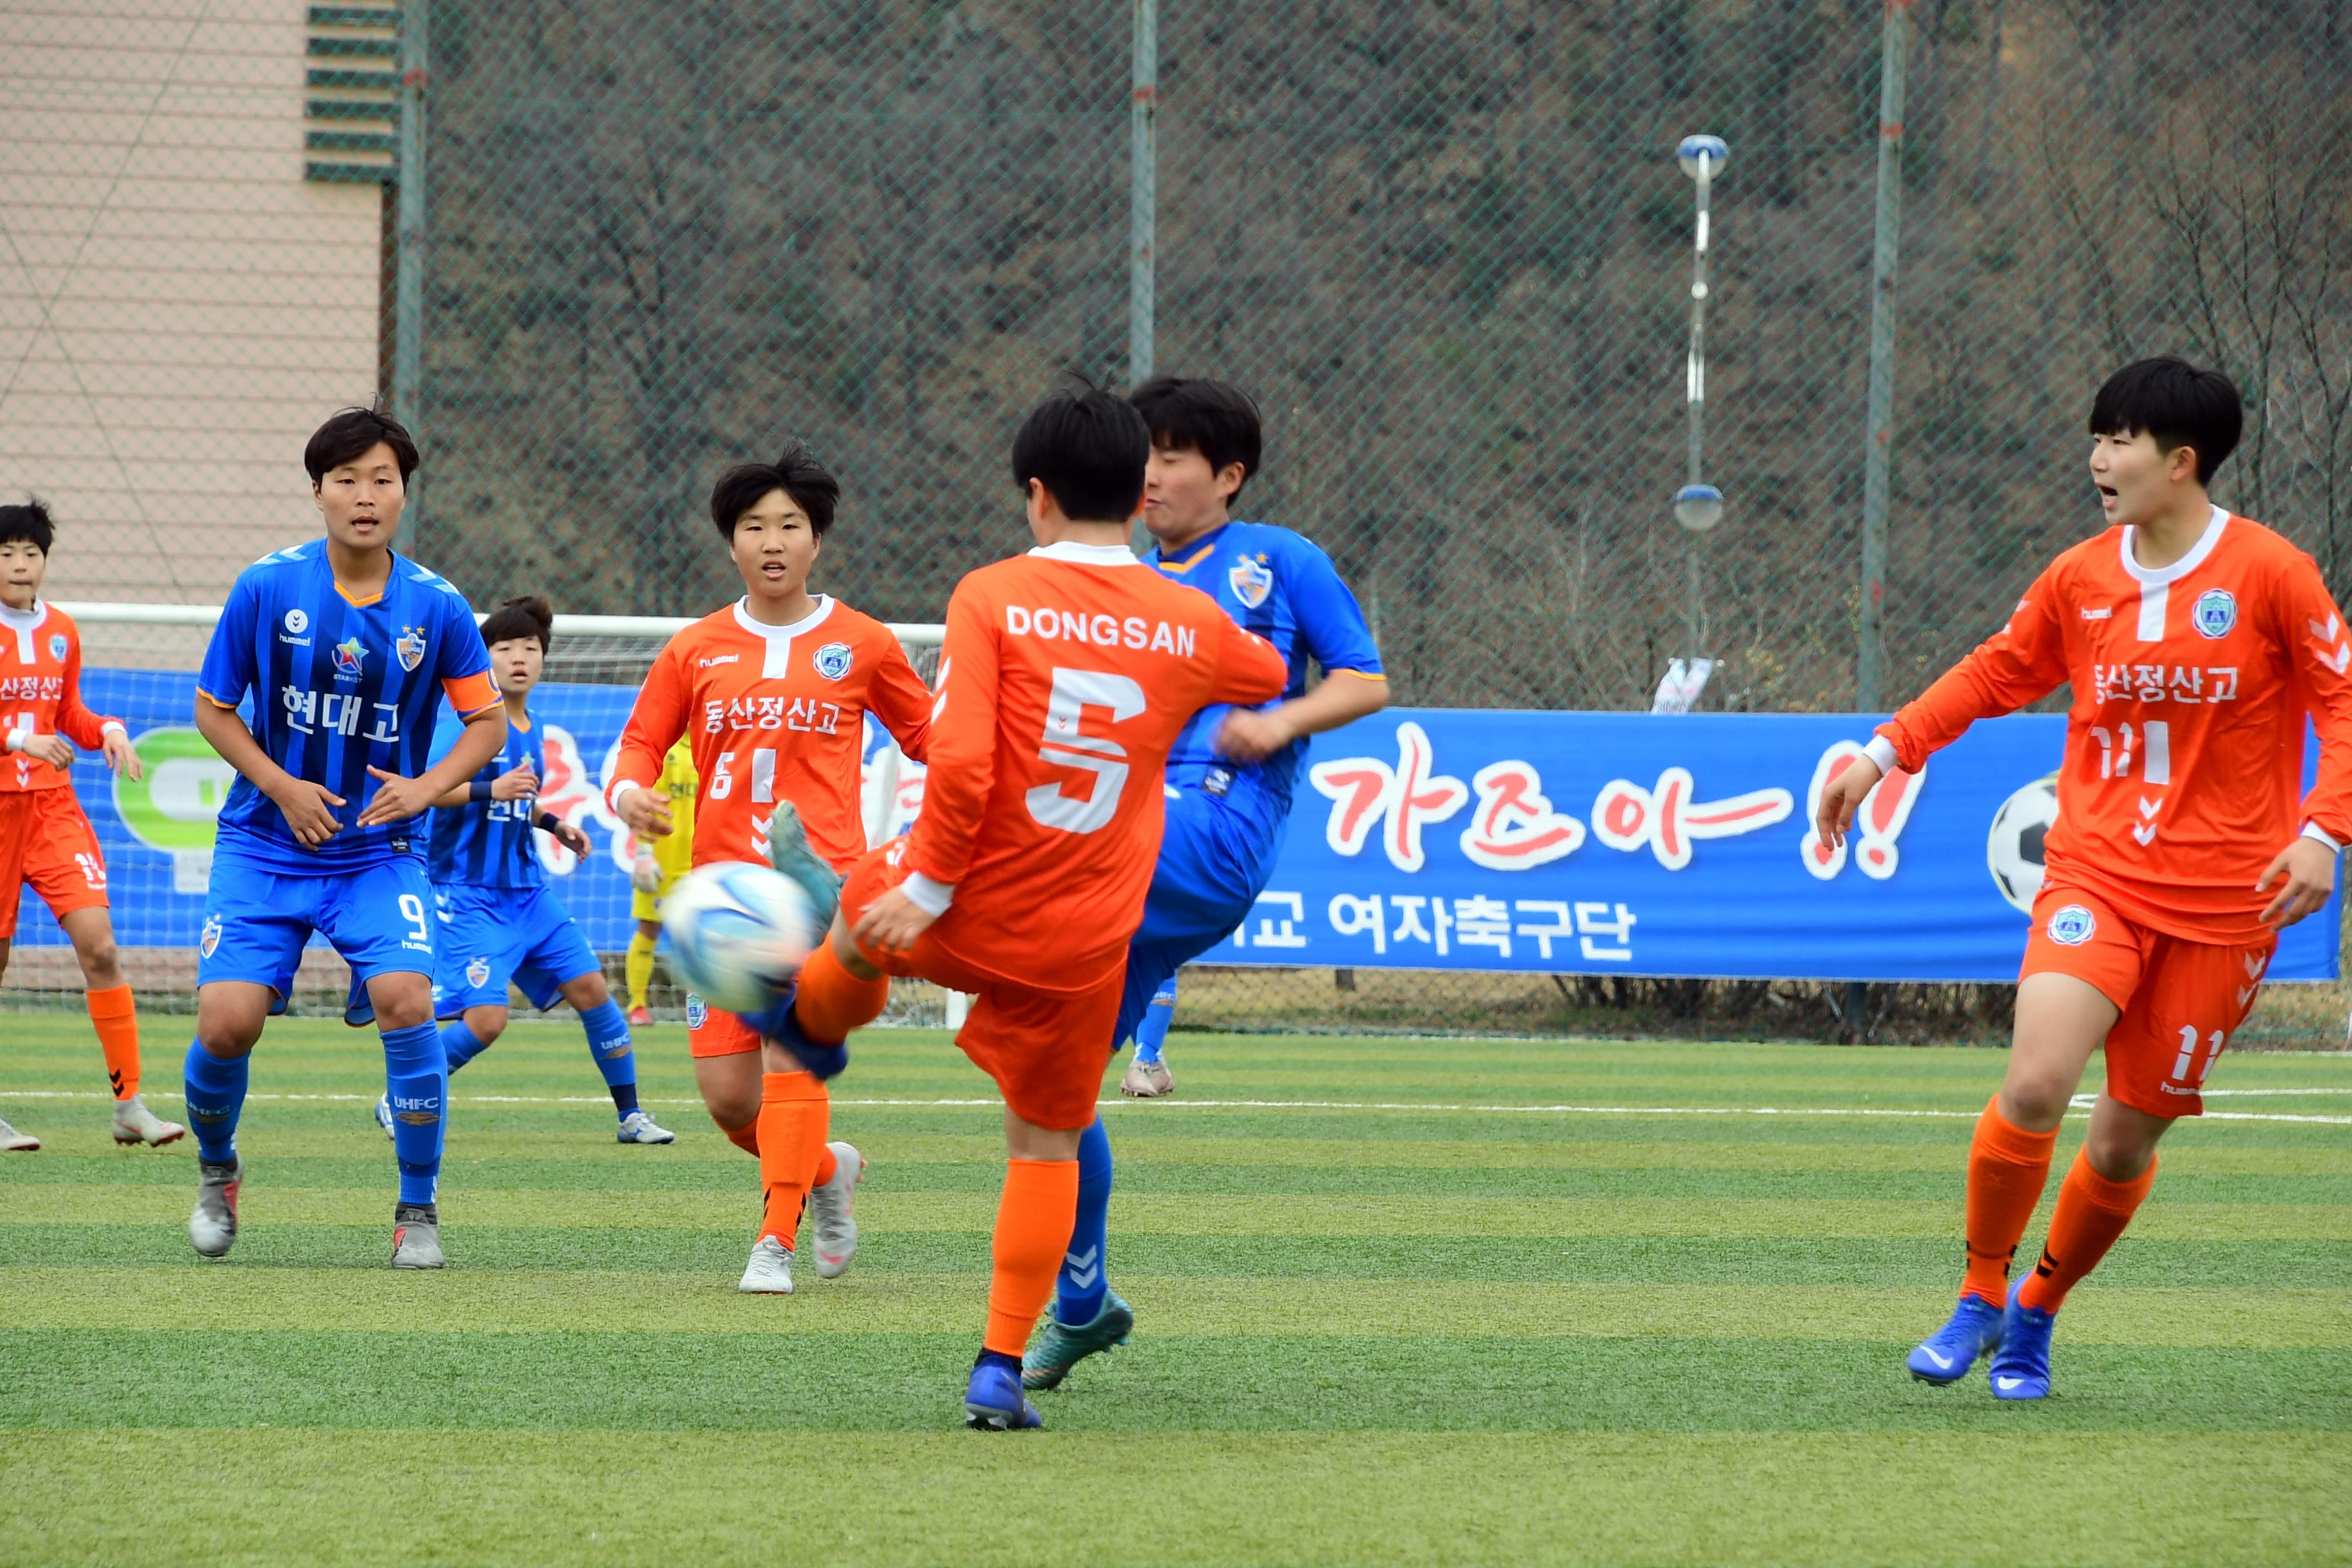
[
  {"xmin": 738, "ymin": 1234, "xmax": 796, "ymax": 1294},
  {"xmin": 808, "ymin": 1141, "xmax": 865, "ymax": 1279},
  {"xmin": 0, "ymin": 1116, "xmax": 40, "ymax": 1152},
  {"xmin": 391, "ymin": 1203, "xmax": 445, "ymax": 1269},
  {"xmin": 1120, "ymin": 1058, "xmax": 1175, "ymax": 1098},
  {"xmin": 616, "ymin": 1109, "xmax": 676, "ymax": 1145},
  {"xmin": 373, "ymin": 1095, "xmax": 394, "ymax": 1141},
  {"xmin": 190, "ymin": 1156, "xmax": 244, "ymax": 1257},
  {"xmin": 112, "ymin": 1094, "xmax": 186, "ymax": 1148}
]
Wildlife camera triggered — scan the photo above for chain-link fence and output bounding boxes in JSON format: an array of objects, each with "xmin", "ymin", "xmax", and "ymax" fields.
[{"xmin": 4, "ymin": 2, "xmax": 2350, "ymax": 1042}]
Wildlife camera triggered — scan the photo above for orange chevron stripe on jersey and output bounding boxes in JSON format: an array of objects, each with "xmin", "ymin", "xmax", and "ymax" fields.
[
  {"xmin": 609, "ymin": 596, "xmax": 932, "ymax": 874},
  {"xmin": 1878, "ymin": 509, "xmax": 2352, "ymax": 943}
]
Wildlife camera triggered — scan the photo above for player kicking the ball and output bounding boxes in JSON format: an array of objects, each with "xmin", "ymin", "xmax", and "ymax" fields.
[
  {"xmin": 1023, "ymin": 377, "xmax": 1386, "ymax": 1389},
  {"xmin": 368, "ymin": 594, "xmax": 674, "ymax": 1146},
  {"xmin": 744, "ymin": 384, "xmax": 1286, "ymax": 1428},
  {"xmin": 184, "ymin": 407, "xmax": 507, "ymax": 1268},
  {"xmin": 0, "ymin": 498, "xmax": 182, "ymax": 1152},
  {"xmin": 1816, "ymin": 358, "xmax": 2352, "ymax": 1399},
  {"xmin": 609, "ymin": 445, "xmax": 932, "ymax": 1293}
]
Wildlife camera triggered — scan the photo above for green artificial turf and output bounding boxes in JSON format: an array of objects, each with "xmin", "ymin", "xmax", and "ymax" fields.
[{"xmin": 2, "ymin": 1015, "xmax": 2347, "ymax": 1565}]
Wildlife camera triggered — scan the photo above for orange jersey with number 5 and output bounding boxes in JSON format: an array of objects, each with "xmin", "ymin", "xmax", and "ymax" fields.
[
  {"xmin": 908, "ymin": 540, "xmax": 1288, "ymax": 990},
  {"xmin": 1877, "ymin": 509, "xmax": 2352, "ymax": 943},
  {"xmin": 608, "ymin": 597, "xmax": 931, "ymax": 872}
]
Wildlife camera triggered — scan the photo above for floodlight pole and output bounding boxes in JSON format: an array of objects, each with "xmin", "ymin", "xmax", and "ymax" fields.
[{"xmin": 1128, "ymin": 0, "xmax": 1157, "ymax": 555}]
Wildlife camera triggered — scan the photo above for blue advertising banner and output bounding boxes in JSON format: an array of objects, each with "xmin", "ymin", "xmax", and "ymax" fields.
[{"xmin": 15, "ymin": 677, "xmax": 2340, "ymax": 985}]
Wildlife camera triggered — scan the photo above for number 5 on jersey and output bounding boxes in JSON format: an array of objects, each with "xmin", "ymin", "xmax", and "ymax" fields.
[{"xmin": 1027, "ymin": 668, "xmax": 1146, "ymax": 834}]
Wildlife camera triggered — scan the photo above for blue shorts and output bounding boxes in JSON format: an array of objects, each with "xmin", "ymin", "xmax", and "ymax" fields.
[
  {"xmin": 428, "ymin": 883, "xmax": 600, "ymax": 1017},
  {"xmin": 1112, "ymin": 783, "xmax": 1286, "ymax": 1050},
  {"xmin": 198, "ymin": 850, "xmax": 436, "ymax": 1019}
]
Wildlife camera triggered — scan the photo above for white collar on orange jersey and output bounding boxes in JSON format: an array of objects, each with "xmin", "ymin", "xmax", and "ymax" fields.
[
  {"xmin": 1028, "ymin": 541, "xmax": 1142, "ymax": 567},
  {"xmin": 0, "ymin": 597, "xmax": 46, "ymax": 663},
  {"xmin": 731, "ymin": 594, "xmax": 836, "ymax": 679},
  {"xmin": 2119, "ymin": 505, "xmax": 2227, "ymax": 642}
]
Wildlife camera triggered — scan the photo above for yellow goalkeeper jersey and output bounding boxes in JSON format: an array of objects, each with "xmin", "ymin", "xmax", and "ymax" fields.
[{"xmin": 650, "ymin": 736, "xmax": 698, "ymax": 884}]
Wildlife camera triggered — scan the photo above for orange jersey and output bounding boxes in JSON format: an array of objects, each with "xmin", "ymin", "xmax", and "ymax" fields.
[
  {"xmin": 907, "ymin": 540, "xmax": 1288, "ymax": 990},
  {"xmin": 0, "ymin": 602, "xmax": 120, "ymax": 793},
  {"xmin": 609, "ymin": 596, "xmax": 932, "ymax": 872},
  {"xmin": 1877, "ymin": 509, "xmax": 2352, "ymax": 943}
]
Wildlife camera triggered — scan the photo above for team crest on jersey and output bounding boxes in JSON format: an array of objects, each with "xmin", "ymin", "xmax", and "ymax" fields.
[
  {"xmin": 397, "ymin": 625, "xmax": 427, "ymax": 672},
  {"xmin": 2193, "ymin": 588, "xmax": 2236, "ymax": 639},
  {"xmin": 812, "ymin": 641, "xmax": 854, "ymax": 680},
  {"xmin": 466, "ymin": 955, "xmax": 491, "ymax": 988},
  {"xmin": 284, "ymin": 608, "xmax": 309, "ymax": 634},
  {"xmin": 1228, "ymin": 554, "xmax": 1275, "ymax": 609},
  {"xmin": 332, "ymin": 636, "xmax": 368, "ymax": 676},
  {"xmin": 199, "ymin": 913, "xmax": 222, "ymax": 958},
  {"xmin": 2046, "ymin": 904, "xmax": 2097, "ymax": 946},
  {"xmin": 684, "ymin": 994, "xmax": 709, "ymax": 1030},
  {"xmin": 47, "ymin": 633, "xmax": 66, "ymax": 662}
]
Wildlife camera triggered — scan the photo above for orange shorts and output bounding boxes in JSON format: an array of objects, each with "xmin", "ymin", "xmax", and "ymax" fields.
[
  {"xmin": 841, "ymin": 841, "xmax": 1120, "ymax": 1130},
  {"xmin": 0, "ymin": 787, "xmax": 110, "ymax": 941},
  {"xmin": 685, "ymin": 995, "xmax": 763, "ymax": 1058},
  {"xmin": 2021, "ymin": 887, "xmax": 2275, "ymax": 1119}
]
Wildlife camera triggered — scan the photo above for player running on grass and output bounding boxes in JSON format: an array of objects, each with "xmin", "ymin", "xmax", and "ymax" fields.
[
  {"xmin": 623, "ymin": 736, "xmax": 698, "ymax": 1025},
  {"xmin": 743, "ymin": 384, "xmax": 1287, "ymax": 1428},
  {"xmin": 367, "ymin": 594, "xmax": 675, "ymax": 1146},
  {"xmin": 0, "ymin": 498, "xmax": 182, "ymax": 1153},
  {"xmin": 184, "ymin": 407, "xmax": 508, "ymax": 1268},
  {"xmin": 1814, "ymin": 358, "xmax": 2352, "ymax": 1400},
  {"xmin": 607, "ymin": 445, "xmax": 932, "ymax": 1294},
  {"xmin": 1021, "ymin": 376, "xmax": 1387, "ymax": 1390}
]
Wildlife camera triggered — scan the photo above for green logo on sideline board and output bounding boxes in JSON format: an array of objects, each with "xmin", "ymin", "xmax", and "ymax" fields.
[{"xmin": 114, "ymin": 727, "xmax": 235, "ymax": 852}]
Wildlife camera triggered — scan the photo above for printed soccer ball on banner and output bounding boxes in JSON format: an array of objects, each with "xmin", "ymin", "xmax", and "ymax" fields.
[
  {"xmin": 660, "ymin": 863, "xmax": 823, "ymax": 1013},
  {"xmin": 1986, "ymin": 772, "xmax": 2061, "ymax": 914}
]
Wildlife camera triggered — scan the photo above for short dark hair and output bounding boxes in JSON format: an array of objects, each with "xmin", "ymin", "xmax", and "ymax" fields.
[
  {"xmin": 1010, "ymin": 382, "xmax": 1150, "ymax": 522},
  {"xmin": 480, "ymin": 594, "xmax": 554, "ymax": 651},
  {"xmin": 709, "ymin": 443, "xmax": 840, "ymax": 541},
  {"xmin": 1130, "ymin": 376, "xmax": 1264, "ymax": 498},
  {"xmin": 0, "ymin": 496, "xmax": 55, "ymax": 554},
  {"xmin": 2088, "ymin": 357, "xmax": 2242, "ymax": 485},
  {"xmin": 305, "ymin": 406, "xmax": 419, "ymax": 485}
]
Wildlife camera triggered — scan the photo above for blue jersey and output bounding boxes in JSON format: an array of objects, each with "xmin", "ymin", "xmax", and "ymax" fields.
[
  {"xmin": 1153, "ymin": 520, "xmax": 1383, "ymax": 812},
  {"xmin": 197, "ymin": 539, "xmax": 498, "ymax": 874},
  {"xmin": 427, "ymin": 706, "xmax": 545, "ymax": 889}
]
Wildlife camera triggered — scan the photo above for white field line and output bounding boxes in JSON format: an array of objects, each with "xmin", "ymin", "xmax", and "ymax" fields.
[{"xmin": 8, "ymin": 1089, "xmax": 2349, "ymax": 1125}]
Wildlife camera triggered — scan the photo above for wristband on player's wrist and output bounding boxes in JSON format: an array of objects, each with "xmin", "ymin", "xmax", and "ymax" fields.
[
  {"xmin": 469, "ymin": 779, "xmax": 495, "ymax": 803},
  {"xmin": 535, "ymin": 811, "xmax": 563, "ymax": 834}
]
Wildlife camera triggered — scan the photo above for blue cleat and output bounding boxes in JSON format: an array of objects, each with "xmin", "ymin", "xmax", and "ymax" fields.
[
  {"xmin": 1906, "ymin": 1293, "xmax": 2004, "ymax": 1385},
  {"xmin": 1987, "ymin": 1285, "xmax": 2055, "ymax": 1400},
  {"xmin": 964, "ymin": 1362, "xmax": 1044, "ymax": 1431}
]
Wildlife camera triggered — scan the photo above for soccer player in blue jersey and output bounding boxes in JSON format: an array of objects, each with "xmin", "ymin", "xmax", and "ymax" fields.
[
  {"xmin": 367, "ymin": 594, "xmax": 676, "ymax": 1147},
  {"xmin": 184, "ymin": 407, "xmax": 508, "ymax": 1269},
  {"xmin": 1023, "ymin": 376, "xmax": 1387, "ymax": 1388}
]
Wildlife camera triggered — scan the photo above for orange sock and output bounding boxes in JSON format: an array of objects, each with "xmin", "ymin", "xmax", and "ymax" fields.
[
  {"xmin": 86, "ymin": 983, "xmax": 139, "ymax": 1101},
  {"xmin": 756, "ymin": 1070, "xmax": 829, "ymax": 1246},
  {"xmin": 794, "ymin": 943, "xmax": 891, "ymax": 1043},
  {"xmin": 814, "ymin": 1144, "xmax": 838, "ymax": 1187},
  {"xmin": 718, "ymin": 1113, "xmax": 760, "ymax": 1157},
  {"xmin": 1961, "ymin": 1096, "xmax": 2059, "ymax": 1305},
  {"xmin": 2018, "ymin": 1148, "xmax": 2156, "ymax": 1314},
  {"xmin": 983, "ymin": 1157, "xmax": 1081, "ymax": 1357}
]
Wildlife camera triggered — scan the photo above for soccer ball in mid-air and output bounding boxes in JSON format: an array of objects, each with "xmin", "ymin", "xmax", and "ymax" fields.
[
  {"xmin": 1986, "ymin": 772, "xmax": 2061, "ymax": 914},
  {"xmin": 661, "ymin": 861, "xmax": 823, "ymax": 1012}
]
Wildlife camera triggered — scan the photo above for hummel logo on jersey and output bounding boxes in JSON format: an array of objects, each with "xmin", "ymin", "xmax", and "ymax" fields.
[
  {"xmin": 2081, "ymin": 606, "xmax": 2112, "ymax": 620},
  {"xmin": 284, "ymin": 608, "xmax": 309, "ymax": 634},
  {"xmin": 698, "ymin": 653, "xmax": 740, "ymax": 669},
  {"xmin": 332, "ymin": 636, "xmax": 368, "ymax": 676}
]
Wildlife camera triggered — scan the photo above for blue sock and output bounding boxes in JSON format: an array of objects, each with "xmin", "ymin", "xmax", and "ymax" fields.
[
  {"xmin": 182, "ymin": 1039, "xmax": 249, "ymax": 1166},
  {"xmin": 578, "ymin": 999, "xmax": 639, "ymax": 1117},
  {"xmin": 381, "ymin": 1021, "xmax": 447, "ymax": 1208},
  {"xmin": 1133, "ymin": 975, "xmax": 1177, "ymax": 1066},
  {"xmin": 1054, "ymin": 1115, "xmax": 1114, "ymax": 1327},
  {"xmin": 439, "ymin": 1019, "xmax": 489, "ymax": 1074}
]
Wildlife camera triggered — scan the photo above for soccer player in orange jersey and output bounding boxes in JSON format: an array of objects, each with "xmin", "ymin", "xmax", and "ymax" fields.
[
  {"xmin": 1816, "ymin": 358, "xmax": 2352, "ymax": 1400},
  {"xmin": 0, "ymin": 498, "xmax": 182, "ymax": 1153},
  {"xmin": 607, "ymin": 446, "xmax": 932, "ymax": 1293},
  {"xmin": 745, "ymin": 386, "xmax": 1288, "ymax": 1428}
]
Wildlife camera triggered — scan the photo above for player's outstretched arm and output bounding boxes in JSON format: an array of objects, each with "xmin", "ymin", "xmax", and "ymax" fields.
[
  {"xmin": 608, "ymin": 639, "xmax": 691, "ymax": 837},
  {"xmin": 194, "ymin": 696, "xmax": 344, "ymax": 848},
  {"xmin": 1815, "ymin": 754, "xmax": 1882, "ymax": 852},
  {"xmin": 1218, "ymin": 667, "xmax": 1386, "ymax": 763}
]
